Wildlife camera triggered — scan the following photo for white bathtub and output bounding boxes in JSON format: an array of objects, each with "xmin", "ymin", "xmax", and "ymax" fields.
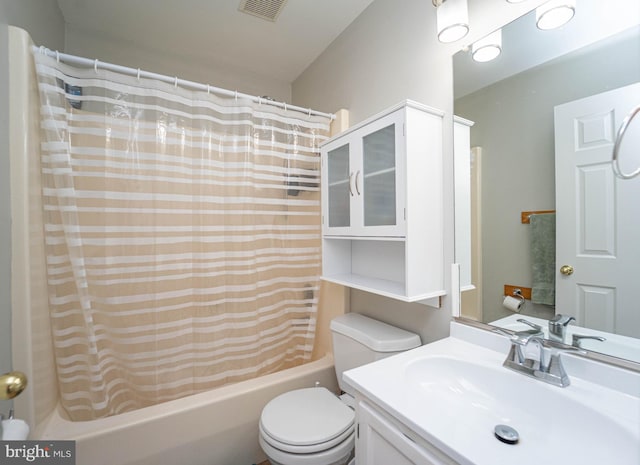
[{"xmin": 33, "ymin": 354, "xmax": 337, "ymax": 465}]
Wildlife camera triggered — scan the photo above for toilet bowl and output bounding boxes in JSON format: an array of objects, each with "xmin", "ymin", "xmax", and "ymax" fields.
[
  {"xmin": 258, "ymin": 313, "xmax": 421, "ymax": 465},
  {"xmin": 259, "ymin": 388, "xmax": 354, "ymax": 465}
]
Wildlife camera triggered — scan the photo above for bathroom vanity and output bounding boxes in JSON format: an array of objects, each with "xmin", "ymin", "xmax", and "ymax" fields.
[
  {"xmin": 355, "ymin": 400, "xmax": 456, "ymax": 465},
  {"xmin": 343, "ymin": 320, "xmax": 640, "ymax": 465}
]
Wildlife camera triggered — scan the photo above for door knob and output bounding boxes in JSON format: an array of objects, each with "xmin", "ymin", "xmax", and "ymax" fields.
[
  {"xmin": 0, "ymin": 371, "xmax": 27, "ymax": 400},
  {"xmin": 560, "ymin": 265, "xmax": 574, "ymax": 276}
]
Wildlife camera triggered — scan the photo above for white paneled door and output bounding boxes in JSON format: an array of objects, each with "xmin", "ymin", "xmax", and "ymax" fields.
[{"xmin": 554, "ymin": 82, "xmax": 640, "ymax": 337}]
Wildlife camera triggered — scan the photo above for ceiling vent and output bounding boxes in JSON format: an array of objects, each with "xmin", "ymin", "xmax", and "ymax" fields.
[{"xmin": 239, "ymin": 0, "xmax": 289, "ymax": 22}]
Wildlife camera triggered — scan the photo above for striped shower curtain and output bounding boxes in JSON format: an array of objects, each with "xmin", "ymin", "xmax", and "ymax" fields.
[{"xmin": 33, "ymin": 52, "xmax": 330, "ymax": 421}]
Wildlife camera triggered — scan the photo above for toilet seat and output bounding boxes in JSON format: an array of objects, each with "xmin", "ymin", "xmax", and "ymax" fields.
[
  {"xmin": 260, "ymin": 387, "xmax": 355, "ymax": 453},
  {"xmin": 259, "ymin": 422, "xmax": 354, "ymax": 454},
  {"xmin": 259, "ymin": 430, "xmax": 354, "ymax": 465}
]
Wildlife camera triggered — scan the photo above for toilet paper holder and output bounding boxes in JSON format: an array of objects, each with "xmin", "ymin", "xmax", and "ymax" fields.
[
  {"xmin": 502, "ymin": 288, "xmax": 527, "ymax": 312},
  {"xmin": 511, "ymin": 288, "xmax": 526, "ymax": 304}
]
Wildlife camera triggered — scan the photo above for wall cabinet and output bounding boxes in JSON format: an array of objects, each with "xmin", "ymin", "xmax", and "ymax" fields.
[
  {"xmin": 356, "ymin": 400, "xmax": 457, "ymax": 465},
  {"xmin": 321, "ymin": 101, "xmax": 445, "ymax": 303}
]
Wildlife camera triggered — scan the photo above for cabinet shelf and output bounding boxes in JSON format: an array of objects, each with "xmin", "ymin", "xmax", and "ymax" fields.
[
  {"xmin": 364, "ymin": 167, "xmax": 396, "ymax": 178},
  {"xmin": 322, "ymin": 274, "xmax": 444, "ymax": 305},
  {"xmin": 328, "ymin": 179, "xmax": 350, "ymax": 187}
]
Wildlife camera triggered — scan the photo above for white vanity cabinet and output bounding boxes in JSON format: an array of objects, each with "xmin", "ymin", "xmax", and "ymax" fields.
[
  {"xmin": 321, "ymin": 101, "xmax": 445, "ymax": 303},
  {"xmin": 356, "ymin": 400, "xmax": 457, "ymax": 465}
]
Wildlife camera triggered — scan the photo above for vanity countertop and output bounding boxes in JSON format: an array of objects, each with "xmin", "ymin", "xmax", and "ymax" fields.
[{"xmin": 343, "ymin": 321, "xmax": 640, "ymax": 465}]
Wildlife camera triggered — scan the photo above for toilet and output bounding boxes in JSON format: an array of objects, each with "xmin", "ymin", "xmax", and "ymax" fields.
[{"xmin": 259, "ymin": 313, "xmax": 421, "ymax": 465}]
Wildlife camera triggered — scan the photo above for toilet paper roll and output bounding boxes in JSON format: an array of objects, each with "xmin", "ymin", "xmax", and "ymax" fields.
[
  {"xmin": 2, "ymin": 419, "xmax": 30, "ymax": 440},
  {"xmin": 503, "ymin": 295, "xmax": 524, "ymax": 313}
]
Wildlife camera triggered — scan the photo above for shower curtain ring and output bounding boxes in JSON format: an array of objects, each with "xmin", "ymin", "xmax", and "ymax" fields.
[
  {"xmin": 94, "ymin": 59, "xmax": 99, "ymax": 73},
  {"xmin": 137, "ymin": 68, "xmax": 141, "ymax": 81},
  {"xmin": 207, "ymin": 85, "xmax": 210, "ymax": 94},
  {"xmin": 284, "ymin": 102, "xmax": 288, "ymax": 112},
  {"xmin": 55, "ymin": 51, "xmax": 60, "ymax": 63},
  {"xmin": 308, "ymin": 108, "xmax": 312, "ymax": 117},
  {"xmin": 174, "ymin": 76, "xmax": 178, "ymax": 88},
  {"xmin": 235, "ymin": 90, "xmax": 238, "ymax": 101}
]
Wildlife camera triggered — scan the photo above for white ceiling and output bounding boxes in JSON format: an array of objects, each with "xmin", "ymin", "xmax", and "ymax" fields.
[{"xmin": 56, "ymin": 0, "xmax": 376, "ymax": 83}]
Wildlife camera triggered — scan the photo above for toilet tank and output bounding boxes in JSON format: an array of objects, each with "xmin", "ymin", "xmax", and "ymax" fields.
[{"xmin": 330, "ymin": 313, "xmax": 421, "ymax": 395}]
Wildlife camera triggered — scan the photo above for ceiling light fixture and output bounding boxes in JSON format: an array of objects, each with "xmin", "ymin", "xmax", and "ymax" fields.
[
  {"xmin": 536, "ymin": 0, "xmax": 576, "ymax": 30},
  {"xmin": 434, "ymin": 0, "xmax": 470, "ymax": 43},
  {"xmin": 472, "ymin": 29, "xmax": 502, "ymax": 62}
]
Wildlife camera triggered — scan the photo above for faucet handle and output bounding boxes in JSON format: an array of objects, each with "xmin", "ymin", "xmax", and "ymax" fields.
[
  {"xmin": 549, "ymin": 314, "xmax": 575, "ymax": 328},
  {"xmin": 492, "ymin": 327, "xmax": 513, "ymax": 337},
  {"xmin": 510, "ymin": 320, "xmax": 544, "ymax": 346},
  {"xmin": 516, "ymin": 318, "xmax": 543, "ymax": 332},
  {"xmin": 571, "ymin": 334, "xmax": 606, "ymax": 348}
]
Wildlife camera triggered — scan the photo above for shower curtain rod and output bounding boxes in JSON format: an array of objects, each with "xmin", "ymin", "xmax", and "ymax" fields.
[{"xmin": 32, "ymin": 45, "xmax": 335, "ymax": 120}]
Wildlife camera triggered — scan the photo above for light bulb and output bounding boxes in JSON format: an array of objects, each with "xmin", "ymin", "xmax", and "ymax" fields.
[
  {"xmin": 472, "ymin": 30, "xmax": 502, "ymax": 62},
  {"xmin": 536, "ymin": 0, "xmax": 576, "ymax": 30},
  {"xmin": 437, "ymin": 0, "xmax": 469, "ymax": 43}
]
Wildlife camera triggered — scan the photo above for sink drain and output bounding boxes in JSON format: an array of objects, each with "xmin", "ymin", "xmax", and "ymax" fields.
[{"xmin": 494, "ymin": 424, "xmax": 519, "ymax": 445}]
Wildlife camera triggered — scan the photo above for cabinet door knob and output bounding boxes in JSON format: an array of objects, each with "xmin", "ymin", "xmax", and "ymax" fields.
[
  {"xmin": 349, "ymin": 172, "xmax": 355, "ymax": 197},
  {"xmin": 560, "ymin": 265, "xmax": 574, "ymax": 276}
]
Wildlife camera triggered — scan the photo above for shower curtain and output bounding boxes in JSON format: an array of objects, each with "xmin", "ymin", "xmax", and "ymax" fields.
[{"xmin": 33, "ymin": 51, "xmax": 330, "ymax": 421}]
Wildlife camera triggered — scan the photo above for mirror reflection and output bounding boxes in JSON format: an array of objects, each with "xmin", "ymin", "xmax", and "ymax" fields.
[{"xmin": 453, "ymin": 2, "xmax": 640, "ymax": 364}]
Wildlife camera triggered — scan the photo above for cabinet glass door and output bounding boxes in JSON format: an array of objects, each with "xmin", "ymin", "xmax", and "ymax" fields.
[
  {"xmin": 362, "ymin": 124, "xmax": 396, "ymax": 226},
  {"xmin": 327, "ymin": 143, "xmax": 351, "ymax": 228}
]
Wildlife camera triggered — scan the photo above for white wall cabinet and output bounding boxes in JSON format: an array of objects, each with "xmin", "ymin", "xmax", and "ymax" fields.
[
  {"xmin": 321, "ymin": 101, "xmax": 445, "ymax": 303},
  {"xmin": 356, "ymin": 400, "xmax": 457, "ymax": 465}
]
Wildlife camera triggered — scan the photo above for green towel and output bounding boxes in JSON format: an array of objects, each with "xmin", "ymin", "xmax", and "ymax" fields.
[{"xmin": 530, "ymin": 213, "xmax": 556, "ymax": 306}]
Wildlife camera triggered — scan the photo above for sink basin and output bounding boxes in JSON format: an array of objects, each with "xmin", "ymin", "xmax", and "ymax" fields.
[
  {"xmin": 403, "ymin": 356, "xmax": 638, "ymax": 465},
  {"xmin": 343, "ymin": 326, "xmax": 640, "ymax": 465}
]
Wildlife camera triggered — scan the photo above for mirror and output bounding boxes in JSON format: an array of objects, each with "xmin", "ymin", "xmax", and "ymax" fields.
[{"xmin": 453, "ymin": 1, "xmax": 640, "ymax": 365}]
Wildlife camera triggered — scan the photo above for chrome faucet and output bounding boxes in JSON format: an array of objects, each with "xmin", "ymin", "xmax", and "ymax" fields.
[
  {"xmin": 572, "ymin": 334, "xmax": 606, "ymax": 348},
  {"xmin": 502, "ymin": 333, "xmax": 585, "ymax": 387},
  {"xmin": 496, "ymin": 321, "xmax": 544, "ymax": 368},
  {"xmin": 548, "ymin": 314, "xmax": 575, "ymax": 343}
]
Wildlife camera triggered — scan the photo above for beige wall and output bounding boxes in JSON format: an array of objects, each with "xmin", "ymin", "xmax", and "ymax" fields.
[
  {"xmin": 0, "ymin": 0, "xmax": 65, "ymax": 411},
  {"xmin": 64, "ymin": 24, "xmax": 292, "ymax": 103},
  {"xmin": 292, "ymin": 0, "xmax": 545, "ymax": 342}
]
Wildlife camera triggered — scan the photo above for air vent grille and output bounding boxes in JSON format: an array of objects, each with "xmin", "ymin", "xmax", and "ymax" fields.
[{"xmin": 239, "ymin": 0, "xmax": 288, "ymax": 22}]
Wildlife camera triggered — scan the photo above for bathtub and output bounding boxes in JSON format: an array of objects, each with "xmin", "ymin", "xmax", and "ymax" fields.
[{"xmin": 32, "ymin": 354, "xmax": 338, "ymax": 465}]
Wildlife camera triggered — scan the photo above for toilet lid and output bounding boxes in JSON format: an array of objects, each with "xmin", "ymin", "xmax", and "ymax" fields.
[{"xmin": 260, "ymin": 387, "xmax": 355, "ymax": 447}]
